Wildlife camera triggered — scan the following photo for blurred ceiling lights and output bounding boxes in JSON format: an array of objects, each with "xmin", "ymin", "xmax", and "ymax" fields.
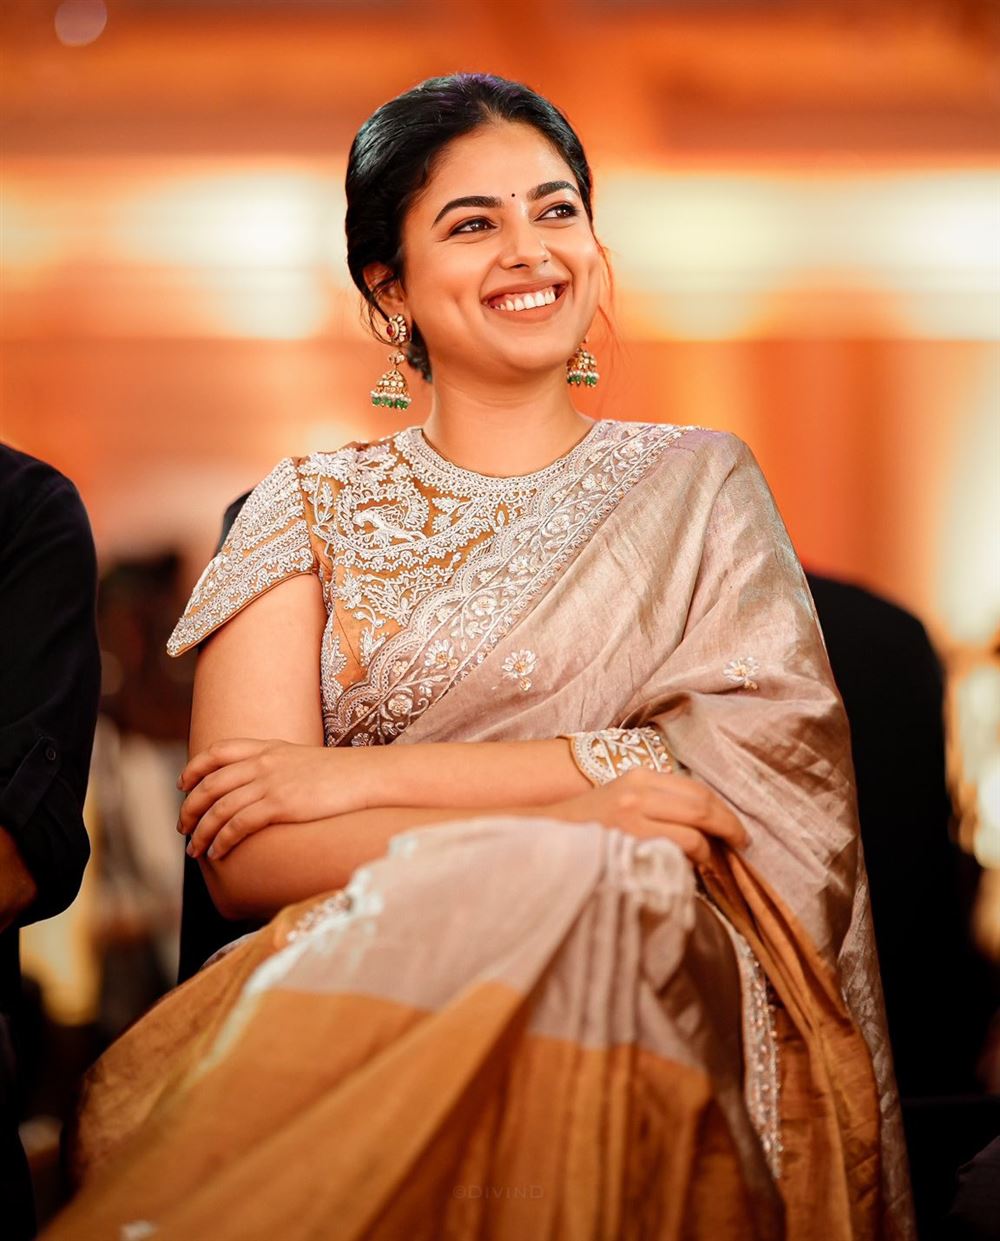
[
  {"xmin": 2, "ymin": 162, "xmax": 997, "ymax": 342},
  {"xmin": 54, "ymin": 0, "xmax": 108, "ymax": 47}
]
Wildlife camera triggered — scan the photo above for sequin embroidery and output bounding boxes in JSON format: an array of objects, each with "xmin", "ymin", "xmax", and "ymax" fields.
[
  {"xmin": 166, "ymin": 457, "xmax": 316, "ymax": 657},
  {"xmin": 502, "ymin": 649, "xmax": 537, "ymax": 692}
]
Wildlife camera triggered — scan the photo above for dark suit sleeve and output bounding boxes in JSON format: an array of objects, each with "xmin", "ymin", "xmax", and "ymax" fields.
[{"xmin": 0, "ymin": 467, "xmax": 101, "ymax": 924}]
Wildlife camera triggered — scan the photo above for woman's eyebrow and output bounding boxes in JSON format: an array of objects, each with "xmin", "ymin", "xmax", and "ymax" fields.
[{"xmin": 431, "ymin": 180, "xmax": 579, "ymax": 227}]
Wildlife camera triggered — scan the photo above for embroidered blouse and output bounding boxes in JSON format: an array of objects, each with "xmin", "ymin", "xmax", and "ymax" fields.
[{"xmin": 166, "ymin": 420, "xmax": 680, "ymax": 776}]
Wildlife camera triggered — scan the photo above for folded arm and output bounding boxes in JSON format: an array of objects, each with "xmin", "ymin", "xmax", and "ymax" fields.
[
  {"xmin": 187, "ymin": 573, "xmax": 745, "ymax": 920},
  {"xmin": 201, "ymin": 804, "xmax": 528, "ymax": 920},
  {"xmin": 188, "ymin": 574, "xmax": 591, "ymax": 916},
  {"xmin": 203, "ymin": 779, "xmax": 746, "ymax": 921}
]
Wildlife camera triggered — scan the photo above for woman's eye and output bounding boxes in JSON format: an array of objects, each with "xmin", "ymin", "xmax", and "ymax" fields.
[
  {"xmin": 450, "ymin": 217, "xmax": 493, "ymax": 235},
  {"xmin": 541, "ymin": 202, "xmax": 578, "ymax": 220}
]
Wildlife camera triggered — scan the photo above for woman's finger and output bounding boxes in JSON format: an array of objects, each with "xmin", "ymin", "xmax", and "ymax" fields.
[
  {"xmin": 204, "ymin": 800, "xmax": 276, "ymax": 861},
  {"xmin": 178, "ymin": 738, "xmax": 270, "ymax": 793},
  {"xmin": 644, "ymin": 783, "xmax": 748, "ymax": 848},
  {"xmin": 186, "ymin": 782, "xmax": 265, "ymax": 858},
  {"xmin": 642, "ymin": 822, "xmax": 713, "ymax": 865},
  {"xmin": 178, "ymin": 760, "xmax": 260, "ymax": 834}
]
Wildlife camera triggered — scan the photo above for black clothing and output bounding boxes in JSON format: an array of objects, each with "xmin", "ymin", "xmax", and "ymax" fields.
[
  {"xmin": 0, "ymin": 446, "xmax": 101, "ymax": 1013},
  {"xmin": 808, "ymin": 575, "xmax": 994, "ymax": 1099},
  {"xmin": 0, "ymin": 446, "xmax": 100, "ymax": 1240},
  {"xmin": 948, "ymin": 1134, "xmax": 1000, "ymax": 1241}
]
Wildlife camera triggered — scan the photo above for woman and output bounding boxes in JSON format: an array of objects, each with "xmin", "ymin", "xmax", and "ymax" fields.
[{"xmin": 47, "ymin": 74, "xmax": 913, "ymax": 1240}]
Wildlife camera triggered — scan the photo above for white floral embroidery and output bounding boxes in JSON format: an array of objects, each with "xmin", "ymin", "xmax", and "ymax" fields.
[
  {"xmin": 311, "ymin": 422, "xmax": 696, "ymax": 746},
  {"xmin": 424, "ymin": 639, "xmax": 458, "ymax": 669},
  {"xmin": 386, "ymin": 690, "xmax": 413, "ymax": 717},
  {"xmin": 168, "ymin": 423, "xmax": 702, "ymax": 748},
  {"xmin": 565, "ymin": 726, "xmax": 676, "ymax": 785},
  {"xmin": 723, "ymin": 655, "xmax": 760, "ymax": 691},
  {"xmin": 501, "ymin": 649, "xmax": 537, "ymax": 692},
  {"xmin": 285, "ymin": 890, "xmax": 353, "ymax": 943},
  {"xmin": 320, "ymin": 615, "xmax": 348, "ymax": 740}
]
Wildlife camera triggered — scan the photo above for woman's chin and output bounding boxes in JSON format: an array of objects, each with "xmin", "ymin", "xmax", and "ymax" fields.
[{"xmin": 490, "ymin": 341, "xmax": 581, "ymax": 381}]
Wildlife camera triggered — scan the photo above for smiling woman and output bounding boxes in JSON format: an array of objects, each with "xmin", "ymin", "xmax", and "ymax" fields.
[
  {"xmin": 45, "ymin": 74, "xmax": 914, "ymax": 1241},
  {"xmin": 382, "ymin": 123, "xmax": 601, "ymax": 415},
  {"xmin": 344, "ymin": 74, "xmax": 605, "ymax": 404}
]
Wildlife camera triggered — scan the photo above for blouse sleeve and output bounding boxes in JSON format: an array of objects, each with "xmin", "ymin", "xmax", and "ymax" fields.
[
  {"xmin": 560, "ymin": 726, "xmax": 678, "ymax": 785},
  {"xmin": 166, "ymin": 456, "xmax": 318, "ymax": 658}
]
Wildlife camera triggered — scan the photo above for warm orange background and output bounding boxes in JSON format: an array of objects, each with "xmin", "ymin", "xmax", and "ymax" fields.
[
  {"xmin": 4, "ymin": 2, "xmax": 998, "ymax": 636},
  {"xmin": 2, "ymin": 2, "xmax": 999, "ymax": 866}
]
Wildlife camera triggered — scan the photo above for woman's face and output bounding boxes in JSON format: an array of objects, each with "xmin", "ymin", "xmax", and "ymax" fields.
[{"xmin": 393, "ymin": 121, "xmax": 603, "ymax": 382}]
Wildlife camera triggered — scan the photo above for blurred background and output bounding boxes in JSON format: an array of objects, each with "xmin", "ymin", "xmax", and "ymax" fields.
[{"xmin": 1, "ymin": 0, "xmax": 998, "ymax": 1233}]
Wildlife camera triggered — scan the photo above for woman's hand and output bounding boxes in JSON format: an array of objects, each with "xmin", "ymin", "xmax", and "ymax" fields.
[
  {"xmin": 543, "ymin": 768, "xmax": 749, "ymax": 866},
  {"xmin": 177, "ymin": 739, "xmax": 370, "ymax": 861}
]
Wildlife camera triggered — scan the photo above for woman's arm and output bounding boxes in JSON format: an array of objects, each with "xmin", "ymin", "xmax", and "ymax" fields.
[
  {"xmin": 187, "ymin": 572, "xmax": 745, "ymax": 918},
  {"xmin": 349, "ymin": 737, "xmax": 594, "ymax": 810},
  {"xmin": 201, "ymin": 804, "xmax": 527, "ymax": 919},
  {"xmin": 186, "ymin": 572, "xmax": 588, "ymax": 913},
  {"xmin": 203, "ymin": 773, "xmax": 749, "ymax": 921},
  {"xmin": 179, "ymin": 734, "xmax": 595, "ymax": 858}
]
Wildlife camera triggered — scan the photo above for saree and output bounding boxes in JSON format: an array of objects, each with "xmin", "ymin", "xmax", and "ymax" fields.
[{"xmin": 47, "ymin": 419, "xmax": 915, "ymax": 1240}]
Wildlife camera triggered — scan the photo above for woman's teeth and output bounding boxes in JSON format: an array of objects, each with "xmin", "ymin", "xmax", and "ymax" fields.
[{"xmin": 489, "ymin": 286, "xmax": 559, "ymax": 312}]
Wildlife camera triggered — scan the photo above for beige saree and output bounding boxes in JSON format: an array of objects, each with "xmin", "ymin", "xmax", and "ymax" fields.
[{"xmin": 47, "ymin": 420, "xmax": 914, "ymax": 1240}]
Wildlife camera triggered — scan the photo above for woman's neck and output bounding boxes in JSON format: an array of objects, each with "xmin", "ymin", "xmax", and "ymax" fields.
[{"xmin": 421, "ymin": 367, "xmax": 595, "ymax": 478}]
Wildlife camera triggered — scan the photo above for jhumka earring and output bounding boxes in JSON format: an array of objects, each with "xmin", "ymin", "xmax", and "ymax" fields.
[
  {"xmin": 566, "ymin": 338, "xmax": 599, "ymax": 388},
  {"xmin": 370, "ymin": 314, "xmax": 412, "ymax": 411}
]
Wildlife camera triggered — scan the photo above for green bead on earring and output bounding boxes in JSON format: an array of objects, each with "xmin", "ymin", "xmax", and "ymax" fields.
[{"xmin": 566, "ymin": 340, "xmax": 599, "ymax": 388}]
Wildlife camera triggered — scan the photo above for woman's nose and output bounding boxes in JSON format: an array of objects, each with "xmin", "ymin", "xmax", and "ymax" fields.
[{"xmin": 498, "ymin": 216, "xmax": 550, "ymax": 270}]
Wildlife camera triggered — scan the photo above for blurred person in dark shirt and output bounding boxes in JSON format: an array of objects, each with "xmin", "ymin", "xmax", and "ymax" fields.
[{"xmin": 0, "ymin": 445, "xmax": 101, "ymax": 1240}]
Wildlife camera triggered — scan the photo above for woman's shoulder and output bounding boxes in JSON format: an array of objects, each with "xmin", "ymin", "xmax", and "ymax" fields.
[
  {"xmin": 599, "ymin": 421, "xmax": 772, "ymax": 517},
  {"xmin": 606, "ymin": 419, "xmax": 754, "ymax": 473}
]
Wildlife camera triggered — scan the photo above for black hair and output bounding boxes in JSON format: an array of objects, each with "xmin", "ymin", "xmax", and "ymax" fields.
[{"xmin": 345, "ymin": 72, "xmax": 596, "ymax": 382}]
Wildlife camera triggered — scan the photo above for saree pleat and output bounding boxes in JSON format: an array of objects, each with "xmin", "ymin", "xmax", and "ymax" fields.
[{"xmin": 701, "ymin": 850, "xmax": 882, "ymax": 1240}]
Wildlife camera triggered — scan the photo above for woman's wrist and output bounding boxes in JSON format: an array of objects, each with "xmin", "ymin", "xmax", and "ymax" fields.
[
  {"xmin": 350, "ymin": 739, "xmax": 588, "ymax": 812},
  {"xmin": 340, "ymin": 744, "xmax": 388, "ymax": 812}
]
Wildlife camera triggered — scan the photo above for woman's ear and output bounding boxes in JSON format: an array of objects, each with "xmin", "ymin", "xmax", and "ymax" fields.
[{"xmin": 362, "ymin": 263, "xmax": 406, "ymax": 319}]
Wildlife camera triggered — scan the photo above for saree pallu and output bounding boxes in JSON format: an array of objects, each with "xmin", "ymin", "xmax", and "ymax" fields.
[{"xmin": 47, "ymin": 422, "xmax": 915, "ymax": 1239}]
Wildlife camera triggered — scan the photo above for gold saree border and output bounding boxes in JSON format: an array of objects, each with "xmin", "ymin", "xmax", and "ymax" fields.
[{"xmin": 698, "ymin": 846, "xmax": 883, "ymax": 1241}]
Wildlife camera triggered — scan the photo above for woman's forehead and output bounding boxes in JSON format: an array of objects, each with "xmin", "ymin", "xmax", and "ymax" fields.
[{"xmin": 419, "ymin": 123, "xmax": 575, "ymax": 205}]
